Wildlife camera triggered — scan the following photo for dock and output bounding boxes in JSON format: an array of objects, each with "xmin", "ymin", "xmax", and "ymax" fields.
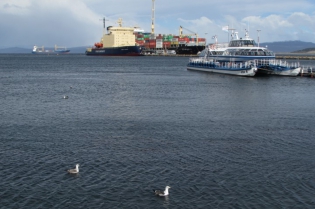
[
  {"xmin": 299, "ymin": 66, "xmax": 315, "ymax": 78},
  {"xmin": 275, "ymin": 53, "xmax": 315, "ymax": 60}
]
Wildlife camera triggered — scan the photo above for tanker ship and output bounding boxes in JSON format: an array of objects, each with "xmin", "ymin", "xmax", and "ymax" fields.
[{"xmin": 85, "ymin": 18, "xmax": 143, "ymax": 56}]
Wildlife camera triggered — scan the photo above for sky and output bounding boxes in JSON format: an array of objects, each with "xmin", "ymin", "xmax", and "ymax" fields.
[{"xmin": 1, "ymin": 0, "xmax": 315, "ymax": 49}]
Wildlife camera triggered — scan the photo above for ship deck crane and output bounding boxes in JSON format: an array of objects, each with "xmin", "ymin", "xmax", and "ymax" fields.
[{"xmin": 179, "ymin": 26, "xmax": 199, "ymax": 45}]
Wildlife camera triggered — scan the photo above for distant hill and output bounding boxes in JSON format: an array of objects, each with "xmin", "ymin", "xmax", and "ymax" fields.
[
  {"xmin": 260, "ymin": 40, "xmax": 315, "ymax": 53},
  {"xmin": 0, "ymin": 47, "xmax": 31, "ymax": 53},
  {"xmin": 1, "ymin": 41, "xmax": 315, "ymax": 53}
]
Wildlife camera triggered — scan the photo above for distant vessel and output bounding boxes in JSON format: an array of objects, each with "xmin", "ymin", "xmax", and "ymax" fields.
[
  {"xmin": 85, "ymin": 18, "xmax": 143, "ymax": 56},
  {"xmin": 32, "ymin": 45, "xmax": 70, "ymax": 54}
]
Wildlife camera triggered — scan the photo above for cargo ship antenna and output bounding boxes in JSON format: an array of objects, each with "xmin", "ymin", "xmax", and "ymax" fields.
[{"xmin": 151, "ymin": 0, "xmax": 155, "ymax": 35}]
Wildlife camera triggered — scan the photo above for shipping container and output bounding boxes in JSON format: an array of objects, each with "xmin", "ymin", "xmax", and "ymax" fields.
[
  {"xmin": 163, "ymin": 41, "xmax": 171, "ymax": 47},
  {"xmin": 156, "ymin": 43, "xmax": 163, "ymax": 48},
  {"xmin": 178, "ymin": 38, "xmax": 188, "ymax": 42},
  {"xmin": 198, "ymin": 38, "xmax": 206, "ymax": 41}
]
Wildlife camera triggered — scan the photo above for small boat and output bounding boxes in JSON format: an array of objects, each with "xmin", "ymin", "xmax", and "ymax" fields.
[
  {"xmin": 187, "ymin": 57, "xmax": 257, "ymax": 77},
  {"xmin": 256, "ymin": 60, "xmax": 301, "ymax": 76}
]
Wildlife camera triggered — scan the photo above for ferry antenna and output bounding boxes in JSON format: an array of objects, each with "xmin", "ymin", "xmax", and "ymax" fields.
[{"xmin": 257, "ymin": 29, "xmax": 261, "ymax": 47}]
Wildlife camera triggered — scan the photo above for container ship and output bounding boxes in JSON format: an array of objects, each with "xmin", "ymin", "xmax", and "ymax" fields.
[
  {"xmin": 85, "ymin": 18, "xmax": 143, "ymax": 56},
  {"xmin": 133, "ymin": 0, "xmax": 206, "ymax": 55},
  {"xmin": 32, "ymin": 45, "xmax": 70, "ymax": 54},
  {"xmin": 134, "ymin": 28, "xmax": 206, "ymax": 55}
]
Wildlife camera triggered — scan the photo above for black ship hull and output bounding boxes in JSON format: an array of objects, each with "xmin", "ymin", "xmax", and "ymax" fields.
[
  {"xmin": 86, "ymin": 46, "xmax": 143, "ymax": 56},
  {"xmin": 175, "ymin": 45, "xmax": 205, "ymax": 55}
]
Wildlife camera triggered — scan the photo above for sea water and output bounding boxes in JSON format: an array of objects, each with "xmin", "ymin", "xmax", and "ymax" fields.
[{"xmin": 0, "ymin": 54, "xmax": 315, "ymax": 208}]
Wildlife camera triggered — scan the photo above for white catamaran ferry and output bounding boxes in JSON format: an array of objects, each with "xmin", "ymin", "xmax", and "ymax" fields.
[
  {"xmin": 195, "ymin": 30, "xmax": 300, "ymax": 76},
  {"xmin": 199, "ymin": 30, "xmax": 275, "ymax": 62}
]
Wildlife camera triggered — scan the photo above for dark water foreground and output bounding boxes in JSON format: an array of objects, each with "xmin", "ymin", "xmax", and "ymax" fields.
[{"xmin": 0, "ymin": 54, "xmax": 315, "ymax": 208}]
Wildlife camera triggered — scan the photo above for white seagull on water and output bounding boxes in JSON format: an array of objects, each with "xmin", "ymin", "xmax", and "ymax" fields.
[
  {"xmin": 67, "ymin": 164, "xmax": 79, "ymax": 174},
  {"xmin": 153, "ymin": 186, "xmax": 171, "ymax": 196}
]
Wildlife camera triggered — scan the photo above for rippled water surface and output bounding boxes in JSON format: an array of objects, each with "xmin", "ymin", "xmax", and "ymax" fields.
[{"xmin": 1, "ymin": 54, "xmax": 315, "ymax": 208}]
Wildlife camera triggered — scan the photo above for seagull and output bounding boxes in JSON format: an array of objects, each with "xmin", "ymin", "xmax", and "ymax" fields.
[
  {"xmin": 153, "ymin": 186, "xmax": 171, "ymax": 196},
  {"xmin": 67, "ymin": 164, "xmax": 79, "ymax": 174},
  {"xmin": 63, "ymin": 95, "xmax": 69, "ymax": 99}
]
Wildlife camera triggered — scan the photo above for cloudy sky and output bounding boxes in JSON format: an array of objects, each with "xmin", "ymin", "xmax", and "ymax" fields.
[{"xmin": 1, "ymin": 0, "xmax": 315, "ymax": 48}]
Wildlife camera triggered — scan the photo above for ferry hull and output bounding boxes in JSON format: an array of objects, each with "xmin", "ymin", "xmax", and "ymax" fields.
[
  {"xmin": 85, "ymin": 46, "xmax": 143, "ymax": 56},
  {"xmin": 187, "ymin": 59, "xmax": 257, "ymax": 77},
  {"xmin": 187, "ymin": 65, "xmax": 256, "ymax": 77}
]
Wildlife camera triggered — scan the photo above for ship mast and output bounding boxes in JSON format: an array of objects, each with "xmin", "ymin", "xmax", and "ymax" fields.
[
  {"xmin": 151, "ymin": 0, "xmax": 155, "ymax": 35},
  {"xmin": 257, "ymin": 29, "xmax": 261, "ymax": 47},
  {"xmin": 101, "ymin": 17, "xmax": 109, "ymax": 35}
]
